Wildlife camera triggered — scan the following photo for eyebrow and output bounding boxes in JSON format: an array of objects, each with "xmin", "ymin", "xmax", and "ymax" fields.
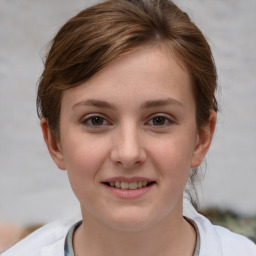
[
  {"xmin": 141, "ymin": 98, "xmax": 184, "ymax": 109},
  {"xmin": 72, "ymin": 98, "xmax": 183, "ymax": 110},
  {"xmin": 72, "ymin": 99, "xmax": 116, "ymax": 110}
]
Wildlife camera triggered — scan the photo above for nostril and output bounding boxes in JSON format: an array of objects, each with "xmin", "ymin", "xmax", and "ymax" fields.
[
  {"xmin": 110, "ymin": 143, "xmax": 147, "ymax": 168},
  {"xmin": 116, "ymin": 161, "xmax": 122, "ymax": 165}
]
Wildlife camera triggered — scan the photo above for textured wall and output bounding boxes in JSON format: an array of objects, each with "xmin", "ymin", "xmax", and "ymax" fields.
[{"xmin": 0, "ymin": 0, "xmax": 255, "ymax": 225}]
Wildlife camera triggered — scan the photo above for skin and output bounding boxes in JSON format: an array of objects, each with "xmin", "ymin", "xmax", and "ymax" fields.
[
  {"xmin": 41, "ymin": 46, "xmax": 216, "ymax": 256},
  {"xmin": 0, "ymin": 222, "xmax": 22, "ymax": 252}
]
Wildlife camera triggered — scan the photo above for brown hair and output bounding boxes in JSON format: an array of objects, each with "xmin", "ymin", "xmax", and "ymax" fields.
[{"xmin": 37, "ymin": 0, "xmax": 218, "ymax": 208}]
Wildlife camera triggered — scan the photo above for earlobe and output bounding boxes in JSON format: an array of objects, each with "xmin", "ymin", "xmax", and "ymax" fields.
[
  {"xmin": 191, "ymin": 110, "xmax": 216, "ymax": 168},
  {"xmin": 40, "ymin": 118, "xmax": 66, "ymax": 170}
]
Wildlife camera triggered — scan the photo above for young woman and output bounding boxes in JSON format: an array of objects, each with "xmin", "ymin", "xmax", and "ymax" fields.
[{"xmin": 3, "ymin": 0, "xmax": 255, "ymax": 255}]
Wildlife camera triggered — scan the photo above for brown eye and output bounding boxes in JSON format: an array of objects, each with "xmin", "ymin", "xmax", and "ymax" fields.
[
  {"xmin": 152, "ymin": 116, "xmax": 168, "ymax": 126},
  {"xmin": 90, "ymin": 116, "xmax": 104, "ymax": 126},
  {"xmin": 146, "ymin": 115, "xmax": 174, "ymax": 128},
  {"xmin": 82, "ymin": 115, "xmax": 109, "ymax": 127}
]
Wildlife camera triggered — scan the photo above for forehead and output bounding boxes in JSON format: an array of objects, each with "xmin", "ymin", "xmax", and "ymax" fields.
[{"xmin": 61, "ymin": 46, "xmax": 194, "ymax": 112}]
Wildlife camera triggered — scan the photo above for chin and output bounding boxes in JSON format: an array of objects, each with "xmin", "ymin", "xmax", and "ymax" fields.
[{"xmin": 101, "ymin": 208, "xmax": 160, "ymax": 232}]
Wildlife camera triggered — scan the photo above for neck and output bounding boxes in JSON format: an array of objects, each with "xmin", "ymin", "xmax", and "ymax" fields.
[{"xmin": 73, "ymin": 203, "xmax": 196, "ymax": 256}]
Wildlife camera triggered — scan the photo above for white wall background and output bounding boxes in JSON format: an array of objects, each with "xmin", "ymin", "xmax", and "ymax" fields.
[{"xmin": 0, "ymin": 0, "xmax": 255, "ymax": 225}]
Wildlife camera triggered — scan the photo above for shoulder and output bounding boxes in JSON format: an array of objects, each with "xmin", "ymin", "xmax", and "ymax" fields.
[
  {"xmin": 214, "ymin": 225, "xmax": 256, "ymax": 255},
  {"xmin": 1, "ymin": 218, "xmax": 79, "ymax": 256},
  {"xmin": 183, "ymin": 202, "xmax": 256, "ymax": 256}
]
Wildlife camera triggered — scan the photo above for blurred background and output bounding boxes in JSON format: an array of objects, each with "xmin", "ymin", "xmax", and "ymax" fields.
[{"xmin": 0, "ymin": 0, "xmax": 255, "ymax": 246}]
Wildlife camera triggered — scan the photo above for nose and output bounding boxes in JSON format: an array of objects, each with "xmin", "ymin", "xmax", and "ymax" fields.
[{"xmin": 110, "ymin": 123, "xmax": 147, "ymax": 169}]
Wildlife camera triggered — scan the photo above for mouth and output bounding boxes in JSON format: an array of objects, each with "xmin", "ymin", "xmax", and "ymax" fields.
[{"xmin": 102, "ymin": 181, "xmax": 156, "ymax": 190}]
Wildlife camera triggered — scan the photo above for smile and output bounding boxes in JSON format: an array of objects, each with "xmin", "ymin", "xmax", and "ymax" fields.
[
  {"xmin": 101, "ymin": 178, "xmax": 156, "ymax": 199},
  {"xmin": 104, "ymin": 181, "xmax": 155, "ymax": 190}
]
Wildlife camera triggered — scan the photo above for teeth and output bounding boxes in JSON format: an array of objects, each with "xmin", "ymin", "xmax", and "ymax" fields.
[
  {"xmin": 142, "ymin": 181, "xmax": 147, "ymax": 187},
  {"xmin": 115, "ymin": 181, "xmax": 120, "ymax": 188},
  {"xmin": 129, "ymin": 182, "xmax": 137, "ymax": 190},
  {"xmin": 121, "ymin": 182, "xmax": 129, "ymax": 189},
  {"xmin": 108, "ymin": 181, "xmax": 151, "ymax": 189}
]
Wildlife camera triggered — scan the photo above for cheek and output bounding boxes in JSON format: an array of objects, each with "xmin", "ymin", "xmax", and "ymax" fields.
[
  {"xmin": 150, "ymin": 133, "xmax": 196, "ymax": 180},
  {"xmin": 61, "ymin": 135, "xmax": 109, "ymax": 194}
]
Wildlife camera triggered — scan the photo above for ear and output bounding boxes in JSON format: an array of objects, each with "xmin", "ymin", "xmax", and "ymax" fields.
[
  {"xmin": 191, "ymin": 110, "xmax": 216, "ymax": 168},
  {"xmin": 40, "ymin": 118, "xmax": 66, "ymax": 170}
]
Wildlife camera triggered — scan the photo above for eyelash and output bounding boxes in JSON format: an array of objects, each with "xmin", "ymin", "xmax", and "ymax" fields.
[
  {"xmin": 146, "ymin": 115, "xmax": 174, "ymax": 127},
  {"xmin": 81, "ymin": 115, "xmax": 111, "ymax": 127},
  {"xmin": 81, "ymin": 114, "xmax": 174, "ymax": 129}
]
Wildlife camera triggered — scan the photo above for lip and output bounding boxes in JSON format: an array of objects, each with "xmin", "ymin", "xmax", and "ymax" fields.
[
  {"xmin": 101, "ymin": 176, "xmax": 156, "ymax": 199},
  {"xmin": 101, "ymin": 176, "xmax": 155, "ymax": 183}
]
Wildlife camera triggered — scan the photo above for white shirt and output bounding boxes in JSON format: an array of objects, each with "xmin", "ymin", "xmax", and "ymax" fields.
[{"xmin": 2, "ymin": 205, "xmax": 255, "ymax": 256}]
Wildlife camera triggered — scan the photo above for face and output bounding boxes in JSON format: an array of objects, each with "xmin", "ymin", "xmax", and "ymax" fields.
[{"xmin": 42, "ymin": 46, "xmax": 214, "ymax": 231}]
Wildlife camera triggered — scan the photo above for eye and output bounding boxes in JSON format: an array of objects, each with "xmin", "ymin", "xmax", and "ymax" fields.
[
  {"xmin": 82, "ymin": 115, "xmax": 110, "ymax": 127},
  {"xmin": 152, "ymin": 116, "xmax": 168, "ymax": 126},
  {"xmin": 147, "ymin": 115, "xmax": 174, "ymax": 127}
]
